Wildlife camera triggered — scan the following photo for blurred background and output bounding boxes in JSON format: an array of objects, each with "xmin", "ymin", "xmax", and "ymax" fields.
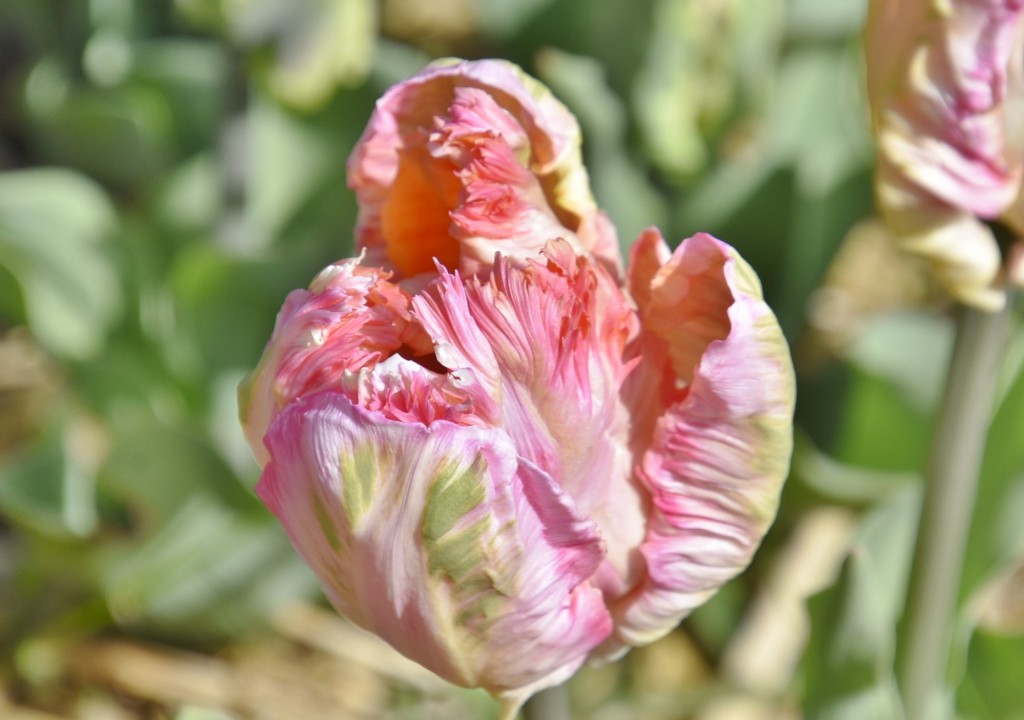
[{"xmin": 1, "ymin": 0, "xmax": 1023, "ymax": 718}]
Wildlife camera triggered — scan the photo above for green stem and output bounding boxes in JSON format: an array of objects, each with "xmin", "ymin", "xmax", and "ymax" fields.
[
  {"xmin": 521, "ymin": 683, "xmax": 571, "ymax": 720},
  {"xmin": 897, "ymin": 295, "xmax": 1013, "ymax": 720}
]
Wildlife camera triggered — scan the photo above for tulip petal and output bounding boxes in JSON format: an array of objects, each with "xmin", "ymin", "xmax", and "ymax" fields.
[
  {"xmin": 440, "ymin": 88, "xmax": 596, "ymax": 275},
  {"xmin": 347, "ymin": 58, "xmax": 621, "ymax": 279},
  {"xmin": 238, "ymin": 258, "xmax": 434, "ymax": 465},
  {"xmin": 866, "ymin": 0, "xmax": 1024, "ymax": 310},
  {"xmin": 867, "ymin": 0, "xmax": 1024, "ymax": 217},
  {"xmin": 258, "ymin": 391, "xmax": 612, "ymax": 706},
  {"xmin": 608, "ymin": 231, "xmax": 795, "ymax": 652},
  {"xmin": 413, "ymin": 242, "xmax": 649, "ymax": 597},
  {"xmin": 877, "ymin": 160, "xmax": 1005, "ymax": 311}
]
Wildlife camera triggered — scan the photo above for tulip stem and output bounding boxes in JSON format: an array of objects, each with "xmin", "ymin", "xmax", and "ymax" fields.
[
  {"xmin": 896, "ymin": 294, "xmax": 1013, "ymax": 720},
  {"xmin": 521, "ymin": 684, "xmax": 571, "ymax": 720}
]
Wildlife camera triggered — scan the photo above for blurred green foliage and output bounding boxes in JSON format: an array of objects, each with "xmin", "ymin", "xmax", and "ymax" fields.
[{"xmin": 1, "ymin": 0, "xmax": 1023, "ymax": 718}]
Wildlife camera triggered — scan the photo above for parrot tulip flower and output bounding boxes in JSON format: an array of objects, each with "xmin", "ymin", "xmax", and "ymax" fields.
[
  {"xmin": 240, "ymin": 59, "xmax": 794, "ymax": 717},
  {"xmin": 865, "ymin": 0, "xmax": 1024, "ymax": 311}
]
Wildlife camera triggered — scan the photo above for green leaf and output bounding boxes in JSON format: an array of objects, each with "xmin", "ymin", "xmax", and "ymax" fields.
[
  {"xmin": 679, "ymin": 44, "xmax": 870, "ymax": 231},
  {"xmin": 833, "ymin": 367, "xmax": 932, "ymax": 472},
  {"xmin": 632, "ymin": 0, "xmax": 783, "ymax": 180},
  {"xmin": 792, "ymin": 432, "xmax": 919, "ymax": 506},
  {"xmin": 786, "ymin": 0, "xmax": 868, "ymax": 38},
  {"xmin": 803, "ymin": 489, "xmax": 918, "ymax": 720},
  {"xmin": 475, "ymin": 0, "xmax": 557, "ymax": 37},
  {"xmin": 512, "ymin": 0, "xmax": 656, "ymax": 98},
  {"xmin": 103, "ymin": 494, "xmax": 317, "ymax": 641},
  {"xmin": 168, "ymin": 245, "xmax": 327, "ymax": 379},
  {"xmin": 246, "ymin": 88, "xmax": 358, "ymax": 247},
  {"xmin": 846, "ymin": 311, "xmax": 954, "ymax": 414},
  {"xmin": 130, "ymin": 38, "xmax": 229, "ymax": 155},
  {"xmin": 0, "ymin": 169, "xmax": 121, "ymax": 360},
  {"xmin": 25, "ymin": 74, "xmax": 175, "ymax": 189},
  {"xmin": 263, "ymin": 0, "xmax": 376, "ymax": 109},
  {"xmin": 0, "ymin": 413, "xmax": 98, "ymax": 539},
  {"xmin": 957, "ymin": 631, "xmax": 1024, "ymax": 720},
  {"xmin": 207, "ymin": 370, "xmax": 263, "ymax": 487},
  {"xmin": 101, "ymin": 407, "xmax": 255, "ymax": 530},
  {"xmin": 152, "ymin": 153, "xmax": 223, "ymax": 236},
  {"xmin": 187, "ymin": 0, "xmax": 375, "ymax": 110}
]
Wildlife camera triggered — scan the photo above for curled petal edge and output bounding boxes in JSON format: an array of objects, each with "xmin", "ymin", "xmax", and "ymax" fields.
[
  {"xmin": 346, "ymin": 58, "xmax": 621, "ymax": 277},
  {"xmin": 607, "ymin": 231, "xmax": 795, "ymax": 653},
  {"xmin": 878, "ymin": 159, "xmax": 1006, "ymax": 311}
]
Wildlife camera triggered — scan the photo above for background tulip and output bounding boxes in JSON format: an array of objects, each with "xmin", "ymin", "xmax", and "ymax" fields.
[{"xmin": 865, "ymin": 0, "xmax": 1024, "ymax": 310}]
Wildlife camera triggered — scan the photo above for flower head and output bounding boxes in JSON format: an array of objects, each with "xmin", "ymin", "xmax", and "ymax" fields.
[
  {"xmin": 241, "ymin": 59, "xmax": 794, "ymax": 716},
  {"xmin": 866, "ymin": 0, "xmax": 1024, "ymax": 310}
]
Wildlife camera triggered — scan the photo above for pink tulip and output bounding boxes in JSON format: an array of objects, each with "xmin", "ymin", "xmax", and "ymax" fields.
[
  {"xmin": 240, "ymin": 59, "xmax": 794, "ymax": 717},
  {"xmin": 866, "ymin": 0, "xmax": 1024, "ymax": 310}
]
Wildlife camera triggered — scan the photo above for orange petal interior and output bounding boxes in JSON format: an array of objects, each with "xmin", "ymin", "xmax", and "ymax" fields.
[{"xmin": 380, "ymin": 147, "xmax": 462, "ymax": 277}]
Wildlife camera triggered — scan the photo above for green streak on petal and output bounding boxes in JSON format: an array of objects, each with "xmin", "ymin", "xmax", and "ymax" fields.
[
  {"xmin": 314, "ymin": 499, "xmax": 343, "ymax": 551},
  {"xmin": 422, "ymin": 456, "xmax": 488, "ymax": 543},
  {"xmin": 725, "ymin": 247, "xmax": 765, "ymax": 300},
  {"xmin": 428, "ymin": 518, "xmax": 489, "ymax": 582},
  {"xmin": 456, "ymin": 593, "xmax": 505, "ymax": 628},
  {"xmin": 340, "ymin": 443, "xmax": 379, "ymax": 528},
  {"xmin": 422, "ymin": 455, "xmax": 503, "ymax": 610}
]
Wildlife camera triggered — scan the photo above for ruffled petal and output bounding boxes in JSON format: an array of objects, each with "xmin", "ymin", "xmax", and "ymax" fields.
[
  {"xmin": 877, "ymin": 159, "xmax": 1005, "ymax": 310},
  {"xmin": 340, "ymin": 354, "xmax": 480, "ymax": 428},
  {"xmin": 608, "ymin": 231, "xmax": 795, "ymax": 652},
  {"xmin": 867, "ymin": 0, "xmax": 1024, "ymax": 216},
  {"xmin": 347, "ymin": 58, "xmax": 620, "ymax": 280},
  {"xmin": 258, "ymin": 391, "xmax": 612, "ymax": 705},
  {"xmin": 865, "ymin": 0, "xmax": 1024, "ymax": 309},
  {"xmin": 413, "ymin": 242, "xmax": 648, "ymax": 597},
  {"xmin": 440, "ymin": 89, "xmax": 593, "ymax": 275},
  {"xmin": 238, "ymin": 259, "xmax": 426, "ymax": 465}
]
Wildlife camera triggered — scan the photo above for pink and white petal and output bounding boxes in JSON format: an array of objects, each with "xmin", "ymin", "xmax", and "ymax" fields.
[
  {"xmin": 448, "ymin": 133, "xmax": 593, "ymax": 274},
  {"xmin": 866, "ymin": 0, "xmax": 1024, "ymax": 218},
  {"xmin": 347, "ymin": 58, "xmax": 620, "ymax": 276},
  {"xmin": 433, "ymin": 87, "xmax": 532, "ymax": 156},
  {"xmin": 444, "ymin": 61, "xmax": 620, "ymax": 270},
  {"xmin": 414, "ymin": 247, "xmax": 647, "ymax": 596},
  {"xmin": 878, "ymin": 158, "xmax": 1006, "ymax": 311},
  {"xmin": 238, "ymin": 260, "xmax": 422, "ymax": 465},
  {"xmin": 633, "ymin": 231, "xmax": 737, "ymax": 386},
  {"xmin": 609, "ymin": 233, "xmax": 795, "ymax": 652},
  {"xmin": 581, "ymin": 209, "xmax": 625, "ymax": 280},
  {"xmin": 349, "ymin": 59, "xmax": 579, "ymax": 196},
  {"xmin": 865, "ymin": 0, "xmax": 1024, "ymax": 309},
  {"xmin": 412, "ymin": 265, "xmax": 504, "ymax": 409},
  {"xmin": 258, "ymin": 391, "xmax": 611, "ymax": 701},
  {"xmin": 626, "ymin": 228, "xmax": 672, "ymax": 313},
  {"xmin": 487, "ymin": 458, "xmax": 615, "ymax": 716},
  {"xmin": 340, "ymin": 354, "xmax": 480, "ymax": 428}
]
